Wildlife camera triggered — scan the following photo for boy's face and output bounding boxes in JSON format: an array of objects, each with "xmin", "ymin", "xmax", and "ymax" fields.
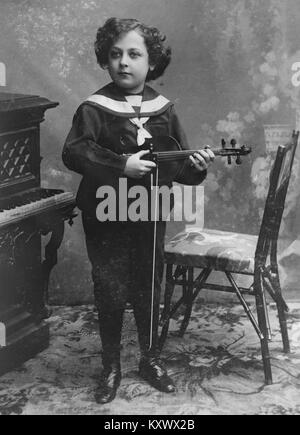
[{"xmin": 107, "ymin": 30, "xmax": 154, "ymax": 94}]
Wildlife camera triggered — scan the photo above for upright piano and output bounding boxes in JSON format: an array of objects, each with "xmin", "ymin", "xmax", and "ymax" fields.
[{"xmin": 0, "ymin": 92, "xmax": 76, "ymax": 375}]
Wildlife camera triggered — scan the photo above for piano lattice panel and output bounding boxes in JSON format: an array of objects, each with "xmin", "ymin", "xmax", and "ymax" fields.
[{"xmin": 0, "ymin": 130, "xmax": 36, "ymax": 183}]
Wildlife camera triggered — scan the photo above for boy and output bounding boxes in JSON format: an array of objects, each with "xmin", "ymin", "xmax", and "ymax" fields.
[{"xmin": 63, "ymin": 17, "xmax": 214, "ymax": 404}]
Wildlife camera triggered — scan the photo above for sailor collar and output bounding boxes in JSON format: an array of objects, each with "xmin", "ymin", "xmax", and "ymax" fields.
[{"xmin": 84, "ymin": 83, "xmax": 172, "ymax": 118}]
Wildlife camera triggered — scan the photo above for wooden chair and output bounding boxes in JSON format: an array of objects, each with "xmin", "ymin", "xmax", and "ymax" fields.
[{"xmin": 159, "ymin": 131, "xmax": 299, "ymax": 385}]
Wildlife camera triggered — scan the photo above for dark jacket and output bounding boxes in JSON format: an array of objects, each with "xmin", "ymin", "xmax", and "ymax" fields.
[{"xmin": 62, "ymin": 83, "xmax": 206, "ymax": 217}]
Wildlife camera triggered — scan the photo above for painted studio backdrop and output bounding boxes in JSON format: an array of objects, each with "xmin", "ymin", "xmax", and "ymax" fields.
[{"xmin": 1, "ymin": 0, "xmax": 300, "ymax": 304}]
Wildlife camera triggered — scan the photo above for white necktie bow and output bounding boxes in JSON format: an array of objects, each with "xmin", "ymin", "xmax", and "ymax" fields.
[
  {"xmin": 129, "ymin": 117, "xmax": 152, "ymax": 146},
  {"xmin": 125, "ymin": 95, "xmax": 152, "ymax": 146}
]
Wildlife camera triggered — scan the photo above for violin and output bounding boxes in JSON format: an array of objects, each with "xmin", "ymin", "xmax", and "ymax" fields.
[{"xmin": 125, "ymin": 135, "xmax": 252, "ymax": 185}]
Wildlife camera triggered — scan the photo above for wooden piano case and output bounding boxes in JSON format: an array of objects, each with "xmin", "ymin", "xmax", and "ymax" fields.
[{"xmin": 0, "ymin": 93, "xmax": 76, "ymax": 375}]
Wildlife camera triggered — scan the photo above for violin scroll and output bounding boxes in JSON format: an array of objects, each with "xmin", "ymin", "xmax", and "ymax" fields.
[{"xmin": 220, "ymin": 138, "xmax": 251, "ymax": 165}]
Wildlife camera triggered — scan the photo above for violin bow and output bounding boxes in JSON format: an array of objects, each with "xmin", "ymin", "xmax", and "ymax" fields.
[
  {"xmin": 148, "ymin": 160, "xmax": 159, "ymax": 351},
  {"xmin": 148, "ymin": 155, "xmax": 158, "ymax": 350}
]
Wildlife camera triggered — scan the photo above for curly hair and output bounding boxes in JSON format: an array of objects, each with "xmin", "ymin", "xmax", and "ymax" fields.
[{"xmin": 94, "ymin": 18, "xmax": 171, "ymax": 81}]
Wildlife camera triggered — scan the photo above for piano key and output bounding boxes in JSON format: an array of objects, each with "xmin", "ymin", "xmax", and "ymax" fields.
[
  {"xmin": 0, "ymin": 188, "xmax": 61, "ymax": 210},
  {"xmin": 0, "ymin": 190, "xmax": 75, "ymax": 229}
]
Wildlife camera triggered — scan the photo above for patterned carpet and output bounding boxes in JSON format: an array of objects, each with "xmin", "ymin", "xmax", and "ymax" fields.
[{"xmin": 0, "ymin": 301, "xmax": 300, "ymax": 415}]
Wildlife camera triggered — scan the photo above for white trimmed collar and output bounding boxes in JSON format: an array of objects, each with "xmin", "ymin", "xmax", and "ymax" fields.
[
  {"xmin": 86, "ymin": 94, "xmax": 136, "ymax": 115},
  {"xmin": 84, "ymin": 84, "xmax": 172, "ymax": 118},
  {"xmin": 125, "ymin": 95, "xmax": 143, "ymax": 107}
]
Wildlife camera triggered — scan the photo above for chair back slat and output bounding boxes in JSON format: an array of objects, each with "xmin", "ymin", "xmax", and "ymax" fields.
[{"xmin": 255, "ymin": 131, "xmax": 299, "ymax": 263}]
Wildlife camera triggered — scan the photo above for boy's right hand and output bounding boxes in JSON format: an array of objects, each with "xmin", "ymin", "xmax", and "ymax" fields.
[{"xmin": 124, "ymin": 150, "xmax": 156, "ymax": 179}]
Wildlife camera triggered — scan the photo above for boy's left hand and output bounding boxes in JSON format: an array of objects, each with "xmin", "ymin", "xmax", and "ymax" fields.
[{"xmin": 189, "ymin": 146, "xmax": 215, "ymax": 171}]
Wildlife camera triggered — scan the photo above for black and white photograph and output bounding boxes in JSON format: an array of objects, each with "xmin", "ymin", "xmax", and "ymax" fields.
[{"xmin": 0, "ymin": 0, "xmax": 300, "ymax": 417}]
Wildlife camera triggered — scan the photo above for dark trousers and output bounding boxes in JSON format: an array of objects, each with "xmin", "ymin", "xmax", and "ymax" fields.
[{"xmin": 83, "ymin": 215, "xmax": 166, "ymax": 365}]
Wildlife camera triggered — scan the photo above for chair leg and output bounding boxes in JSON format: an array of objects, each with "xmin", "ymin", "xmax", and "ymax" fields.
[
  {"xmin": 276, "ymin": 305, "xmax": 290, "ymax": 353},
  {"xmin": 265, "ymin": 266, "xmax": 290, "ymax": 353},
  {"xmin": 159, "ymin": 264, "xmax": 176, "ymax": 350},
  {"xmin": 159, "ymin": 267, "xmax": 211, "ymax": 349},
  {"xmin": 261, "ymin": 285, "xmax": 272, "ymax": 341},
  {"xmin": 160, "ymin": 264, "xmax": 175, "ymax": 325},
  {"xmin": 262, "ymin": 268, "xmax": 289, "ymax": 311},
  {"xmin": 272, "ymin": 271, "xmax": 290, "ymax": 353},
  {"xmin": 178, "ymin": 268, "xmax": 211, "ymax": 337},
  {"xmin": 225, "ymin": 272, "xmax": 263, "ymax": 340},
  {"xmin": 255, "ymin": 271, "xmax": 273, "ymax": 385},
  {"xmin": 181, "ymin": 267, "xmax": 188, "ymax": 300},
  {"xmin": 179, "ymin": 267, "xmax": 194, "ymax": 337}
]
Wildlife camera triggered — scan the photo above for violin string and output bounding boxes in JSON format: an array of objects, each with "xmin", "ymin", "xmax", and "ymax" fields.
[
  {"xmin": 155, "ymin": 151, "xmax": 225, "ymax": 161},
  {"xmin": 126, "ymin": 151, "xmax": 240, "ymax": 160}
]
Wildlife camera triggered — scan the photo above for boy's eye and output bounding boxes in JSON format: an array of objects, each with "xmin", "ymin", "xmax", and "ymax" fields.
[
  {"xmin": 110, "ymin": 50, "xmax": 121, "ymax": 58},
  {"xmin": 109, "ymin": 50, "xmax": 142, "ymax": 60},
  {"xmin": 129, "ymin": 52, "xmax": 141, "ymax": 58}
]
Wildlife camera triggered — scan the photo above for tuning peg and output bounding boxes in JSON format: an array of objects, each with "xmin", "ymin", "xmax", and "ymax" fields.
[
  {"xmin": 227, "ymin": 156, "xmax": 232, "ymax": 165},
  {"xmin": 230, "ymin": 138, "xmax": 236, "ymax": 148},
  {"xmin": 221, "ymin": 138, "xmax": 226, "ymax": 149},
  {"xmin": 236, "ymin": 155, "xmax": 242, "ymax": 165}
]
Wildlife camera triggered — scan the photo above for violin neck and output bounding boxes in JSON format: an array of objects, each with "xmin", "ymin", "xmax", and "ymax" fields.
[
  {"xmin": 168, "ymin": 149, "xmax": 224, "ymax": 156},
  {"xmin": 154, "ymin": 149, "xmax": 225, "ymax": 161}
]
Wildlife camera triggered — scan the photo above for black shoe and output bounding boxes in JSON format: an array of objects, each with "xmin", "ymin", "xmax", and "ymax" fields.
[
  {"xmin": 139, "ymin": 357, "xmax": 175, "ymax": 393},
  {"xmin": 95, "ymin": 364, "xmax": 121, "ymax": 404}
]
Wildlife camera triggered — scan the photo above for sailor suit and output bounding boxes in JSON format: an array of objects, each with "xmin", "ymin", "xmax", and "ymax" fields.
[{"xmin": 62, "ymin": 82, "xmax": 207, "ymax": 358}]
